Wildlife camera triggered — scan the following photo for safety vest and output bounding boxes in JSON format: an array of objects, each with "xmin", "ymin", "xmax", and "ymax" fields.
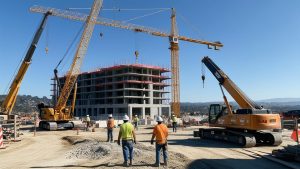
[
  {"xmin": 133, "ymin": 117, "xmax": 139, "ymax": 123},
  {"xmin": 107, "ymin": 118, "xmax": 114, "ymax": 129},
  {"xmin": 172, "ymin": 116, "xmax": 177, "ymax": 123},
  {"xmin": 120, "ymin": 122, "xmax": 134, "ymax": 140},
  {"xmin": 153, "ymin": 124, "xmax": 168, "ymax": 144},
  {"xmin": 86, "ymin": 116, "xmax": 90, "ymax": 122}
]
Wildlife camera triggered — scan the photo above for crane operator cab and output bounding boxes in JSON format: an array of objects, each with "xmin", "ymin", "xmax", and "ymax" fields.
[{"xmin": 208, "ymin": 104, "xmax": 232, "ymax": 125}]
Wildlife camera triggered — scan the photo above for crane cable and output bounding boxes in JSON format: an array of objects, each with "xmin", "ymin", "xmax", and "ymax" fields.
[
  {"xmin": 201, "ymin": 60, "xmax": 206, "ymax": 88},
  {"xmin": 56, "ymin": 23, "xmax": 85, "ymax": 72},
  {"xmin": 177, "ymin": 11, "xmax": 204, "ymax": 39},
  {"xmin": 45, "ymin": 22, "xmax": 49, "ymax": 54},
  {"xmin": 123, "ymin": 8, "xmax": 170, "ymax": 23}
]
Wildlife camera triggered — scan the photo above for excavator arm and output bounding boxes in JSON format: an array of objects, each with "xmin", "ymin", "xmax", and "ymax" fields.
[
  {"xmin": 201, "ymin": 56, "xmax": 261, "ymax": 110},
  {"xmin": 1, "ymin": 12, "xmax": 51, "ymax": 115}
]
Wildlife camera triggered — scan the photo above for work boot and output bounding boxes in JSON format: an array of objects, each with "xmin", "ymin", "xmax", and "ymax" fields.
[
  {"xmin": 154, "ymin": 163, "xmax": 160, "ymax": 167},
  {"xmin": 123, "ymin": 161, "xmax": 129, "ymax": 167},
  {"xmin": 164, "ymin": 160, "xmax": 168, "ymax": 166},
  {"xmin": 129, "ymin": 160, "xmax": 133, "ymax": 166}
]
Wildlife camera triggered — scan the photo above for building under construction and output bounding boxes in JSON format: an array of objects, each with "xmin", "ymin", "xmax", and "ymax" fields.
[{"xmin": 54, "ymin": 64, "xmax": 171, "ymax": 121}]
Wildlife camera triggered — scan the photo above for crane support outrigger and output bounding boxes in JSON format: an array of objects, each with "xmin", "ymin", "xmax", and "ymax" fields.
[
  {"xmin": 0, "ymin": 12, "xmax": 51, "ymax": 122},
  {"xmin": 195, "ymin": 56, "xmax": 282, "ymax": 147},
  {"xmin": 37, "ymin": 0, "xmax": 102, "ymax": 130}
]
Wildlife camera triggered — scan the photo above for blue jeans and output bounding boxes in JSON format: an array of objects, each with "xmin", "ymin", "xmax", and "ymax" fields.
[
  {"xmin": 155, "ymin": 143, "xmax": 168, "ymax": 165},
  {"xmin": 172, "ymin": 122, "xmax": 177, "ymax": 132},
  {"xmin": 107, "ymin": 128, "xmax": 113, "ymax": 142},
  {"xmin": 122, "ymin": 140, "xmax": 133, "ymax": 162},
  {"xmin": 134, "ymin": 122, "xmax": 138, "ymax": 130}
]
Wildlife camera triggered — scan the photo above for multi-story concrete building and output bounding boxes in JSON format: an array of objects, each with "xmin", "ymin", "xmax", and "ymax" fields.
[{"xmin": 56, "ymin": 64, "xmax": 171, "ymax": 121}]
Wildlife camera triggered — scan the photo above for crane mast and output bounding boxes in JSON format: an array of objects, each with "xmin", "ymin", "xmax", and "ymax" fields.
[
  {"xmin": 30, "ymin": 5, "xmax": 223, "ymax": 117},
  {"xmin": 201, "ymin": 56, "xmax": 261, "ymax": 109},
  {"xmin": 1, "ymin": 12, "xmax": 50, "ymax": 116},
  {"xmin": 169, "ymin": 8, "xmax": 180, "ymax": 116},
  {"xmin": 55, "ymin": 0, "xmax": 102, "ymax": 113}
]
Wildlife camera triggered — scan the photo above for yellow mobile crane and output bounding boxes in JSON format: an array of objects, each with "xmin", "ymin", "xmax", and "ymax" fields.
[
  {"xmin": 196, "ymin": 56, "xmax": 282, "ymax": 147},
  {"xmin": 0, "ymin": 12, "xmax": 51, "ymax": 121},
  {"xmin": 30, "ymin": 5, "xmax": 223, "ymax": 118},
  {"xmin": 37, "ymin": 0, "xmax": 102, "ymax": 130}
]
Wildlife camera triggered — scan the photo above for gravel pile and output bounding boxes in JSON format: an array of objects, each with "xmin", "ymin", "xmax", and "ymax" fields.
[{"xmin": 66, "ymin": 140, "xmax": 111, "ymax": 160}]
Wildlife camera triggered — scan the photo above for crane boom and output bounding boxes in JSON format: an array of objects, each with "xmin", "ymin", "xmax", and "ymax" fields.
[
  {"xmin": 29, "ymin": 6, "xmax": 223, "ymax": 48},
  {"xmin": 55, "ymin": 0, "xmax": 102, "ymax": 112},
  {"xmin": 201, "ymin": 56, "xmax": 261, "ymax": 109},
  {"xmin": 1, "ymin": 12, "xmax": 50, "ymax": 115}
]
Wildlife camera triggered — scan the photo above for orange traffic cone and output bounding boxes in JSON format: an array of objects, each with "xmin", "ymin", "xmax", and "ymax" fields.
[{"xmin": 291, "ymin": 129, "xmax": 300, "ymax": 142}]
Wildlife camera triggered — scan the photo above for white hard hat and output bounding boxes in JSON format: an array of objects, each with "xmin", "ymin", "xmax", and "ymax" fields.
[
  {"xmin": 108, "ymin": 114, "xmax": 113, "ymax": 118},
  {"xmin": 87, "ymin": 114, "xmax": 89, "ymax": 117},
  {"xmin": 123, "ymin": 115, "xmax": 129, "ymax": 121},
  {"xmin": 135, "ymin": 115, "xmax": 137, "ymax": 116},
  {"xmin": 156, "ymin": 116, "xmax": 163, "ymax": 122},
  {"xmin": 172, "ymin": 114, "xmax": 175, "ymax": 117}
]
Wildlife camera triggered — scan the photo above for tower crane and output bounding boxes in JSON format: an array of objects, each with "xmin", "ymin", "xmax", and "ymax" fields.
[
  {"xmin": 0, "ymin": 12, "xmax": 51, "ymax": 121},
  {"xmin": 30, "ymin": 5, "xmax": 223, "ymax": 117},
  {"xmin": 37, "ymin": 0, "xmax": 102, "ymax": 130}
]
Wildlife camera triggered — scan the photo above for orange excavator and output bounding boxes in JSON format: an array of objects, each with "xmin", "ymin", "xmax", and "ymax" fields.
[{"xmin": 195, "ymin": 56, "xmax": 282, "ymax": 147}]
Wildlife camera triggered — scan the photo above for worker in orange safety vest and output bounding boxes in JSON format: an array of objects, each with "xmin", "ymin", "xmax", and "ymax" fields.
[{"xmin": 151, "ymin": 116, "xmax": 169, "ymax": 167}]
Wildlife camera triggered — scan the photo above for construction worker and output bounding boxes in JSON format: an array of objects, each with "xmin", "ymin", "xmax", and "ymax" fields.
[
  {"xmin": 118, "ymin": 115, "xmax": 137, "ymax": 167},
  {"xmin": 106, "ymin": 114, "xmax": 114, "ymax": 142},
  {"xmin": 151, "ymin": 116, "xmax": 169, "ymax": 167},
  {"xmin": 171, "ymin": 114, "xmax": 177, "ymax": 132},
  {"xmin": 133, "ymin": 114, "xmax": 139, "ymax": 130},
  {"xmin": 86, "ymin": 114, "xmax": 91, "ymax": 131}
]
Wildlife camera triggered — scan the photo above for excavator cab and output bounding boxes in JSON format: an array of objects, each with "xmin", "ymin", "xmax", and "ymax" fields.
[{"xmin": 208, "ymin": 104, "xmax": 228, "ymax": 124}]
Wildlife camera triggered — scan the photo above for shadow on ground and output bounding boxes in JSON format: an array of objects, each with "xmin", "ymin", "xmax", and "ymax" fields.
[
  {"xmin": 186, "ymin": 158, "xmax": 291, "ymax": 169},
  {"xmin": 167, "ymin": 138, "xmax": 241, "ymax": 148},
  {"xmin": 31, "ymin": 163, "xmax": 154, "ymax": 168}
]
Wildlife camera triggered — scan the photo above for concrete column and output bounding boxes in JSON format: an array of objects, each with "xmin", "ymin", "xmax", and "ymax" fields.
[
  {"xmin": 142, "ymin": 107, "xmax": 145, "ymax": 119},
  {"xmin": 149, "ymin": 84, "xmax": 153, "ymax": 104},
  {"xmin": 128, "ymin": 106, "xmax": 132, "ymax": 120},
  {"xmin": 158, "ymin": 107, "xmax": 160, "ymax": 116},
  {"xmin": 159, "ymin": 107, "xmax": 162, "ymax": 116}
]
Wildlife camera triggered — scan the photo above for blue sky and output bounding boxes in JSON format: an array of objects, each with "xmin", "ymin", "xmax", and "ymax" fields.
[{"xmin": 0, "ymin": 0, "xmax": 300, "ymax": 102}]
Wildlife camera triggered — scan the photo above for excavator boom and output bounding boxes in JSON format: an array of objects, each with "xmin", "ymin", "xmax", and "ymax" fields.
[{"xmin": 202, "ymin": 56, "xmax": 261, "ymax": 109}]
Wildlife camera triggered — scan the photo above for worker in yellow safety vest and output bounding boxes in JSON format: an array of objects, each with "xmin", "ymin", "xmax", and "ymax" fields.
[
  {"xmin": 171, "ymin": 114, "xmax": 177, "ymax": 132},
  {"xmin": 86, "ymin": 114, "xmax": 91, "ymax": 131},
  {"xmin": 151, "ymin": 116, "xmax": 169, "ymax": 167},
  {"xmin": 118, "ymin": 115, "xmax": 136, "ymax": 167},
  {"xmin": 133, "ymin": 115, "xmax": 139, "ymax": 130}
]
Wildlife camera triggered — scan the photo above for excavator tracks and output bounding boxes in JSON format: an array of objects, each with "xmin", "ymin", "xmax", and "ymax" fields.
[{"xmin": 197, "ymin": 128, "xmax": 282, "ymax": 148}]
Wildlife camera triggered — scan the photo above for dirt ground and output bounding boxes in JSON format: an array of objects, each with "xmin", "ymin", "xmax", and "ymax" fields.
[{"xmin": 0, "ymin": 125, "xmax": 299, "ymax": 169}]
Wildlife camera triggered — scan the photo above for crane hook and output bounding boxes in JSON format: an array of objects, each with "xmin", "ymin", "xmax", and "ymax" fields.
[
  {"xmin": 45, "ymin": 47, "xmax": 49, "ymax": 54},
  {"xmin": 134, "ymin": 50, "xmax": 139, "ymax": 64},
  {"xmin": 201, "ymin": 75, "xmax": 205, "ymax": 88}
]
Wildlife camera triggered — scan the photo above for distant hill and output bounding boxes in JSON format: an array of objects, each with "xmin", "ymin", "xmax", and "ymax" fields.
[
  {"xmin": 0, "ymin": 95, "xmax": 51, "ymax": 115},
  {"xmin": 181, "ymin": 98, "xmax": 300, "ymax": 114},
  {"xmin": 257, "ymin": 98, "xmax": 300, "ymax": 103}
]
